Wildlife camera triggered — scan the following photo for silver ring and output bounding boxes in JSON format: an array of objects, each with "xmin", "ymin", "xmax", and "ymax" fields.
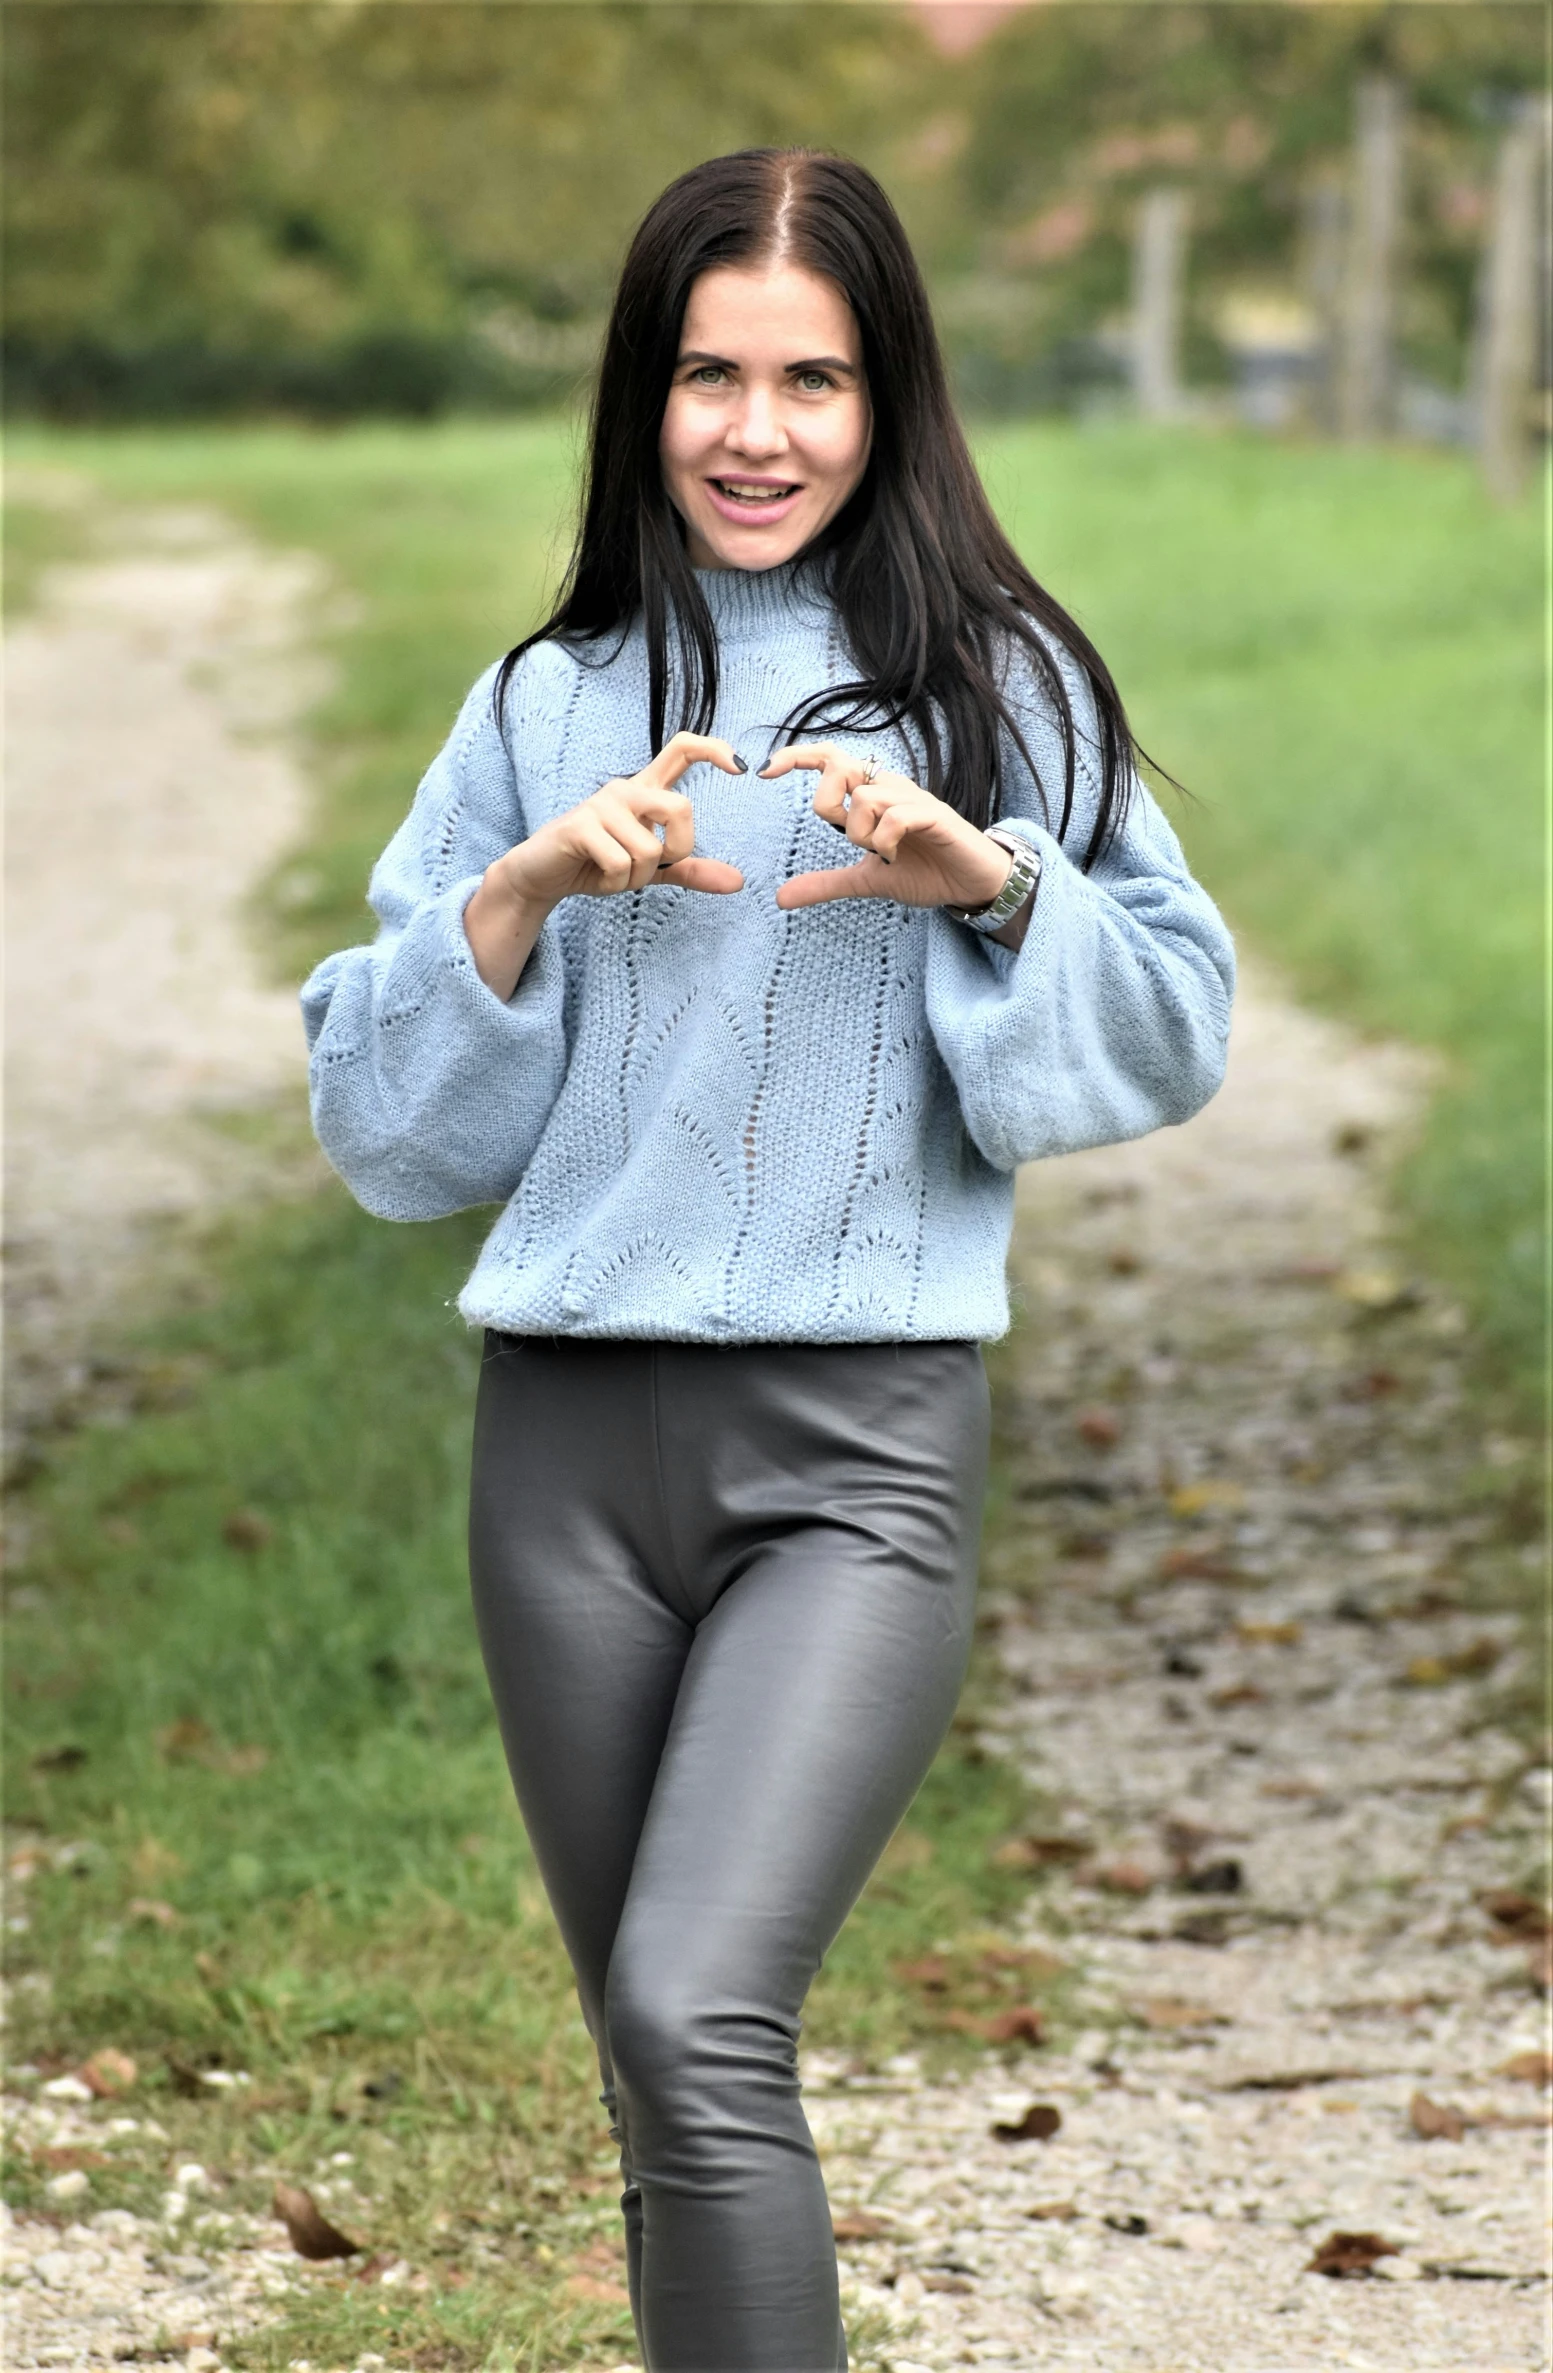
[{"xmin": 858, "ymin": 754, "xmax": 881, "ymax": 785}]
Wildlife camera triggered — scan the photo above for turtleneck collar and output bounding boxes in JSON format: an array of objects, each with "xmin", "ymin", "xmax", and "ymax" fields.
[{"xmin": 691, "ymin": 554, "xmax": 833, "ymax": 642}]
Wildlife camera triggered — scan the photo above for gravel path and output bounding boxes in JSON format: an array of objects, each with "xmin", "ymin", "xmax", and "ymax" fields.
[
  {"xmin": 3, "ymin": 490, "xmax": 327, "ymax": 1460},
  {"xmin": 814, "ymin": 976, "xmax": 1549, "ymax": 2370},
  {"xmin": 3, "ymin": 508, "xmax": 1546, "ymax": 2368}
]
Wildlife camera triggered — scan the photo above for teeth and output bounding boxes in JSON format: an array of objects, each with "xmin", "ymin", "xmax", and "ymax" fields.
[{"xmin": 717, "ymin": 483, "xmax": 793, "ymax": 505}]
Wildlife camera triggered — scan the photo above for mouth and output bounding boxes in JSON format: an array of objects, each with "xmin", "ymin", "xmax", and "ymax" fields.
[{"xmin": 706, "ymin": 477, "xmax": 803, "ymax": 519}]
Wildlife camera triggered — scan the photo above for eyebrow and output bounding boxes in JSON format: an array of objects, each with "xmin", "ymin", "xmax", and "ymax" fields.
[{"xmin": 676, "ymin": 349, "xmax": 860, "ymax": 377}]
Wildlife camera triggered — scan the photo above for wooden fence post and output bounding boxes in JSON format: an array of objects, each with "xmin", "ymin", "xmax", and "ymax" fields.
[
  {"xmin": 1132, "ymin": 187, "xmax": 1190, "ymax": 421},
  {"xmin": 1337, "ymin": 77, "xmax": 1404, "ymax": 440},
  {"xmin": 1475, "ymin": 94, "xmax": 1551, "ymax": 502}
]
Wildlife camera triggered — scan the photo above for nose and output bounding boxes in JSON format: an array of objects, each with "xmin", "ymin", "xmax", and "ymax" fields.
[{"xmin": 725, "ymin": 384, "xmax": 787, "ymax": 462}]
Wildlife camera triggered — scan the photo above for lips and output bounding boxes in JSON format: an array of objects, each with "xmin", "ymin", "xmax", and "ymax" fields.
[{"xmin": 704, "ymin": 478, "xmax": 804, "ymax": 526}]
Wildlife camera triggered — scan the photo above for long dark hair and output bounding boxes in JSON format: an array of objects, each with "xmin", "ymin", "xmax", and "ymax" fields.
[{"xmin": 497, "ymin": 148, "xmax": 1144, "ymax": 865}]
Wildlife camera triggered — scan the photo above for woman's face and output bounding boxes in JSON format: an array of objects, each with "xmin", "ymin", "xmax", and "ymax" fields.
[{"xmin": 659, "ymin": 263, "xmax": 872, "ymax": 571}]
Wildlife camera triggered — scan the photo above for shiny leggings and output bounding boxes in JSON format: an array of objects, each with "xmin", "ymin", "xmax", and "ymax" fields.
[{"xmin": 468, "ymin": 1334, "xmax": 988, "ymax": 2372}]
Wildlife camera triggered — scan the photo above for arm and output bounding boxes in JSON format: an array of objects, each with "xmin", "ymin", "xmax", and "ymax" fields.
[
  {"xmin": 300, "ymin": 660, "xmax": 572, "ymax": 1221},
  {"xmin": 924, "ymin": 647, "xmax": 1235, "ymax": 1173}
]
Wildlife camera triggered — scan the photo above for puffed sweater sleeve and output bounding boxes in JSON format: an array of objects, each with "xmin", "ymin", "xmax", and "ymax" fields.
[
  {"xmin": 299, "ymin": 655, "xmax": 571, "ymax": 1220},
  {"xmin": 925, "ymin": 638, "xmax": 1235, "ymax": 1174}
]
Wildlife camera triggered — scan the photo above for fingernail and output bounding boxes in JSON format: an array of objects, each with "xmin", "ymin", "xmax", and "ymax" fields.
[{"xmin": 731, "ymin": 753, "xmax": 749, "ymax": 773}]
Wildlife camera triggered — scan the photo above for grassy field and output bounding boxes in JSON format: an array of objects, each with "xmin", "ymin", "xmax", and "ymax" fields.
[{"xmin": 4, "ymin": 420, "xmax": 1542, "ymax": 2365}]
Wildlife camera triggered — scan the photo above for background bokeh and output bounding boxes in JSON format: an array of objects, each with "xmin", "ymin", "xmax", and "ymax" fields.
[{"xmin": 4, "ymin": 8, "xmax": 1545, "ymax": 2368}]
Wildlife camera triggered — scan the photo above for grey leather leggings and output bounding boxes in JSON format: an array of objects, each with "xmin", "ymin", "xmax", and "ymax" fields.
[{"xmin": 468, "ymin": 1334, "xmax": 989, "ymax": 2372}]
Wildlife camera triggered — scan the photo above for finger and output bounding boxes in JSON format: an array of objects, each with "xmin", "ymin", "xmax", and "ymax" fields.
[
  {"xmin": 775, "ymin": 858, "xmax": 890, "ymax": 910},
  {"xmin": 654, "ymin": 858, "xmax": 745, "ymax": 895},
  {"xmin": 592, "ymin": 799, "xmax": 675, "ymax": 887},
  {"xmin": 759, "ymin": 742, "xmax": 844, "ymax": 780},
  {"xmin": 644, "ymin": 732, "xmax": 746, "ymax": 788},
  {"xmin": 651, "ymin": 796, "xmax": 696, "ymax": 868},
  {"xmin": 811, "ymin": 761, "xmax": 858, "ymax": 833},
  {"xmin": 573, "ymin": 818, "xmax": 638, "ymax": 896}
]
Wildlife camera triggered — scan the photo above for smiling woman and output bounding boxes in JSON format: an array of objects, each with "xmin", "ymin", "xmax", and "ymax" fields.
[{"xmin": 300, "ymin": 147, "xmax": 1234, "ymax": 2372}]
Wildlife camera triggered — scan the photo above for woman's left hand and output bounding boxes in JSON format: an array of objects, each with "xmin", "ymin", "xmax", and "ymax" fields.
[{"xmin": 762, "ymin": 745, "xmax": 1013, "ymax": 914}]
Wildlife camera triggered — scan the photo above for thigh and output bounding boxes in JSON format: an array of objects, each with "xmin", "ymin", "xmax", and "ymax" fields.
[
  {"xmin": 613, "ymin": 1347, "xmax": 989, "ymax": 2021},
  {"xmin": 468, "ymin": 1335, "xmax": 692, "ymax": 2033}
]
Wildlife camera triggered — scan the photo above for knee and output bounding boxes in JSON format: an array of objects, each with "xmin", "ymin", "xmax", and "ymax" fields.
[{"xmin": 604, "ymin": 1955, "xmax": 798, "ymax": 2124}]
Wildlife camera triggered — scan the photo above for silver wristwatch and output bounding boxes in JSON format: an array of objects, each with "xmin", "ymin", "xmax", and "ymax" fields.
[{"xmin": 946, "ymin": 826, "xmax": 1042, "ymax": 934}]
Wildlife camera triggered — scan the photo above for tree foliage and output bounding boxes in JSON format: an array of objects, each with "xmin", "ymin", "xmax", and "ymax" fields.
[{"xmin": 5, "ymin": 1, "xmax": 1543, "ymax": 418}]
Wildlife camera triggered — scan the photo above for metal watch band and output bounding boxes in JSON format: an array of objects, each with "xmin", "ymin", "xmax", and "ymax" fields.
[{"xmin": 947, "ymin": 826, "xmax": 1042, "ymax": 933}]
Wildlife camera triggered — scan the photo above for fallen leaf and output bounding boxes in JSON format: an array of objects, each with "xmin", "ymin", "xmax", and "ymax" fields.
[
  {"xmin": 563, "ymin": 2273, "xmax": 631, "ymax": 2304},
  {"xmin": 1209, "ymin": 1683, "xmax": 1266, "ymax": 1709},
  {"xmin": 80, "ymin": 2048, "xmax": 137, "ymax": 2097},
  {"xmin": 31, "ymin": 1744, "xmax": 87, "ymax": 1773},
  {"xmin": 1260, "ymin": 1778, "xmax": 1325, "ymax": 1800},
  {"xmin": 1158, "ymin": 1546, "xmax": 1242, "ymax": 1581},
  {"xmin": 1026, "ymin": 2199, "xmax": 1078, "ymax": 2220},
  {"xmin": 155, "ymin": 1720, "xmax": 213, "ymax": 1762},
  {"xmin": 1410, "ymin": 2091, "xmax": 1468, "ymax": 2141},
  {"xmin": 1496, "ymin": 2051, "xmax": 1553, "ymax": 2087},
  {"xmin": 1089, "ymin": 1860, "xmax": 1156, "ymax": 1895},
  {"xmin": 273, "ymin": 2180, "xmax": 361, "ymax": 2261},
  {"xmin": 978, "ymin": 2005, "xmax": 1048, "ymax": 2045},
  {"xmin": 1180, "ymin": 1858, "xmax": 1244, "ymax": 1896},
  {"xmin": 972, "ymin": 1942, "xmax": 1066, "ymax": 1979},
  {"xmin": 1234, "ymin": 1620, "xmax": 1302, "ymax": 1647},
  {"xmin": 991, "ymin": 1833, "xmax": 1091, "ymax": 1870},
  {"xmin": 832, "ymin": 2210, "xmax": 892, "ymax": 2242},
  {"xmin": 222, "ymin": 1509, "xmax": 274, "ymax": 1553},
  {"xmin": 1076, "ymin": 1407, "xmax": 1121, "ymax": 1447},
  {"xmin": 1307, "ymin": 2230, "xmax": 1400, "ymax": 2277},
  {"xmin": 922, "ymin": 2270, "xmax": 972, "ymax": 2292},
  {"xmin": 126, "ymin": 1897, "xmax": 180, "ymax": 1928},
  {"xmin": 991, "ymin": 2102, "xmax": 1061, "ymax": 2143},
  {"xmin": 1134, "ymin": 1997, "xmax": 1225, "ymax": 2030},
  {"xmin": 893, "ymin": 1954, "xmax": 951, "ymax": 1991},
  {"xmin": 1481, "ymin": 1889, "xmax": 1551, "ymax": 1940},
  {"xmin": 36, "ymin": 2145, "xmax": 111, "ymax": 2171},
  {"xmin": 1168, "ymin": 1481, "xmax": 1245, "ymax": 1518}
]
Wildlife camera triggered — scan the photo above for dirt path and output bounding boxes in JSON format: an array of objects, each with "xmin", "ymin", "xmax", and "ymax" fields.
[
  {"xmin": 3, "ymin": 510, "xmax": 1546, "ymax": 2368},
  {"xmin": 3, "ymin": 490, "xmax": 328, "ymax": 1459},
  {"xmin": 812, "ymin": 974, "xmax": 1549, "ymax": 2370}
]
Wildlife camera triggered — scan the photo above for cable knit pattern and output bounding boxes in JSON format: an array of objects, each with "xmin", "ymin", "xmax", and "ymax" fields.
[{"xmin": 302, "ymin": 562, "xmax": 1234, "ymax": 1342}]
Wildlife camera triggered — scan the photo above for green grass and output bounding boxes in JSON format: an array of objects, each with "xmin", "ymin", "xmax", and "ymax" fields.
[
  {"xmin": 3, "ymin": 416, "xmax": 1541, "ymax": 2362},
  {"xmin": 980, "ymin": 422, "xmax": 1545, "ymax": 1418}
]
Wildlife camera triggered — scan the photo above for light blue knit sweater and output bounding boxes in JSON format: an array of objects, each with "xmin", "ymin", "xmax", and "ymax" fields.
[{"xmin": 302, "ymin": 561, "xmax": 1234, "ymax": 1342}]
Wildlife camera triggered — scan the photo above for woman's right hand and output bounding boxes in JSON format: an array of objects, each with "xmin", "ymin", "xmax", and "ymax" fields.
[{"xmin": 465, "ymin": 733, "xmax": 746, "ymax": 999}]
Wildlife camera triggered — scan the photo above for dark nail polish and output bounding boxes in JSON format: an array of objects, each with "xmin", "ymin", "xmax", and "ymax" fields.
[{"xmin": 731, "ymin": 753, "xmax": 749, "ymax": 773}]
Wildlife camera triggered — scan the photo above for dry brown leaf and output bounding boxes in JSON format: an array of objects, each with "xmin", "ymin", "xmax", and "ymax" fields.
[
  {"xmin": 1410, "ymin": 2091, "xmax": 1468, "ymax": 2141},
  {"xmin": 978, "ymin": 2005, "xmax": 1047, "ymax": 2045},
  {"xmin": 1497, "ymin": 2051, "xmax": 1553, "ymax": 2087},
  {"xmin": 1026, "ymin": 2199, "xmax": 1079, "ymax": 2221},
  {"xmin": 37, "ymin": 2145, "xmax": 111, "ymax": 2171},
  {"xmin": 1135, "ymin": 1997, "xmax": 1225, "ymax": 2030},
  {"xmin": 922, "ymin": 2271, "xmax": 973, "ymax": 2292},
  {"xmin": 991, "ymin": 2101, "xmax": 1061, "ymax": 2143},
  {"xmin": 1210, "ymin": 1683, "xmax": 1266, "ymax": 1709},
  {"xmin": 563, "ymin": 2272, "xmax": 631, "ymax": 2304},
  {"xmin": 893, "ymin": 1953, "xmax": 951, "ymax": 1991},
  {"xmin": 126, "ymin": 1897, "xmax": 180, "ymax": 1928},
  {"xmin": 973, "ymin": 1942, "xmax": 1066, "ymax": 1978},
  {"xmin": 991, "ymin": 1832, "xmax": 1091, "ymax": 1871},
  {"xmin": 1076, "ymin": 1407, "xmax": 1121, "ymax": 1447},
  {"xmin": 1158, "ymin": 1545, "xmax": 1243, "ymax": 1581},
  {"xmin": 1234, "ymin": 1620, "xmax": 1302, "ymax": 1647},
  {"xmin": 272, "ymin": 2181, "xmax": 361, "ymax": 2262},
  {"xmin": 222, "ymin": 1509, "xmax": 274, "ymax": 1553},
  {"xmin": 1481, "ymin": 1888, "xmax": 1550, "ymax": 1940},
  {"xmin": 1306, "ymin": 2229, "xmax": 1400, "ymax": 2277},
  {"xmin": 1090, "ymin": 1860, "xmax": 1156, "ymax": 1895},
  {"xmin": 80, "ymin": 2048, "xmax": 137, "ymax": 2097},
  {"xmin": 832, "ymin": 2210, "xmax": 892, "ymax": 2242}
]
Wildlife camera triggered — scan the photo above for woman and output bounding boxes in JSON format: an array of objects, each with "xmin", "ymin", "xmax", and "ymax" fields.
[{"xmin": 303, "ymin": 148, "xmax": 1233, "ymax": 2373}]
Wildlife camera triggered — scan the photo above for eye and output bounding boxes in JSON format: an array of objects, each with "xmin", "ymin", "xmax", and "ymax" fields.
[
  {"xmin": 796, "ymin": 370, "xmax": 835, "ymax": 392},
  {"xmin": 689, "ymin": 364, "xmax": 727, "ymax": 386}
]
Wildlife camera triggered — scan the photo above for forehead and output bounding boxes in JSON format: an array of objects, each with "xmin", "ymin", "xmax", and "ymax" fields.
[{"xmin": 679, "ymin": 264, "xmax": 859, "ymax": 361}]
